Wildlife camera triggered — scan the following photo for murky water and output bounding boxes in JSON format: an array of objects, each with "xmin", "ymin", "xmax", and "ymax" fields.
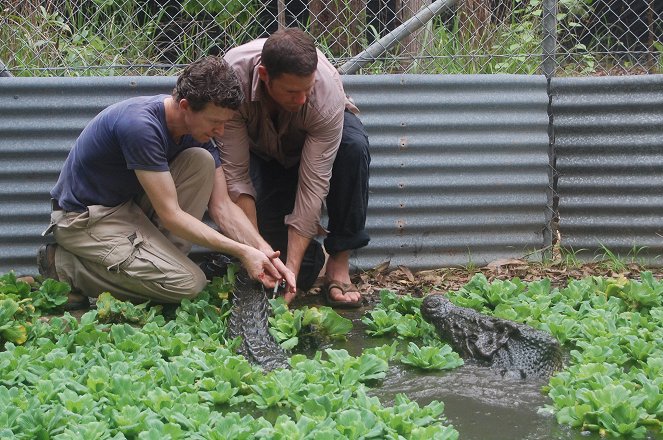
[
  {"xmin": 315, "ymin": 306, "xmax": 663, "ymax": 440},
  {"xmin": 370, "ymin": 363, "xmax": 582, "ymax": 440}
]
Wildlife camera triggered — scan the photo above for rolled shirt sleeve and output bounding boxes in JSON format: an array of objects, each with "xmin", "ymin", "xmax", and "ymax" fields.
[
  {"xmin": 218, "ymin": 110, "xmax": 256, "ymax": 202},
  {"xmin": 285, "ymin": 102, "xmax": 344, "ymax": 237}
]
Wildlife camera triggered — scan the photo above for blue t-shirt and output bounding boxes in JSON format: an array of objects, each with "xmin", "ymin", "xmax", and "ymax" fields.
[{"xmin": 51, "ymin": 95, "xmax": 220, "ymax": 212}]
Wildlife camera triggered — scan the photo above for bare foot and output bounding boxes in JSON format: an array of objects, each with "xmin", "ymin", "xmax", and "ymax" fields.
[{"xmin": 324, "ymin": 251, "xmax": 361, "ymax": 303}]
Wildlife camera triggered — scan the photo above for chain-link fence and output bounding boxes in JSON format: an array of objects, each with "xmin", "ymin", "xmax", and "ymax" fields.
[{"xmin": 1, "ymin": 0, "xmax": 661, "ymax": 76}]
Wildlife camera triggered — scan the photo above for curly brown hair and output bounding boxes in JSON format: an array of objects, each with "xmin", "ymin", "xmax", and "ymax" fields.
[
  {"xmin": 261, "ymin": 28, "xmax": 318, "ymax": 79},
  {"xmin": 173, "ymin": 56, "xmax": 244, "ymax": 112}
]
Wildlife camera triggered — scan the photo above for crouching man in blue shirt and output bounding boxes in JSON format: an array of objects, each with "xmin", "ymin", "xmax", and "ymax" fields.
[{"xmin": 39, "ymin": 56, "xmax": 296, "ymax": 309}]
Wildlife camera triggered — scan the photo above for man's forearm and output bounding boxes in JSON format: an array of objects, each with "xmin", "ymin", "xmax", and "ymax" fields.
[
  {"xmin": 235, "ymin": 194, "xmax": 258, "ymax": 229},
  {"xmin": 208, "ymin": 168, "xmax": 271, "ymax": 253},
  {"xmin": 286, "ymin": 227, "xmax": 311, "ymax": 277},
  {"xmin": 209, "ymin": 200, "xmax": 272, "ymax": 254},
  {"xmin": 209, "ymin": 192, "xmax": 298, "ymax": 293}
]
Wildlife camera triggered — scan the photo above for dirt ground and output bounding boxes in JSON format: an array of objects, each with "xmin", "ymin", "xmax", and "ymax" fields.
[{"xmin": 298, "ymin": 257, "xmax": 663, "ymax": 309}]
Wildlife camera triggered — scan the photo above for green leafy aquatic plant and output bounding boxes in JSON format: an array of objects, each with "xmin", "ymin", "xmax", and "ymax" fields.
[
  {"xmin": 0, "ymin": 299, "xmax": 27, "ymax": 345},
  {"xmin": 96, "ymin": 291, "xmax": 162, "ymax": 325},
  {"xmin": 445, "ymin": 271, "xmax": 663, "ymax": 437},
  {"xmin": 0, "ymin": 272, "xmax": 70, "ymax": 348},
  {"xmin": 268, "ymin": 297, "xmax": 353, "ymax": 350},
  {"xmin": 12, "ymin": 264, "xmax": 663, "ymax": 437},
  {"xmin": 400, "ymin": 342, "xmax": 464, "ymax": 370},
  {"xmin": 361, "ymin": 289, "xmax": 437, "ymax": 340},
  {"xmin": 362, "ymin": 308, "xmax": 403, "ymax": 336},
  {"xmin": 0, "ymin": 269, "xmax": 458, "ymax": 438}
]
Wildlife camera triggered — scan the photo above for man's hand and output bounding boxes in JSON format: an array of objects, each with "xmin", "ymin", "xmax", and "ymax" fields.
[
  {"xmin": 268, "ymin": 254, "xmax": 297, "ymax": 303},
  {"xmin": 237, "ymin": 247, "xmax": 282, "ymax": 288},
  {"xmin": 238, "ymin": 248, "xmax": 298, "ymax": 298}
]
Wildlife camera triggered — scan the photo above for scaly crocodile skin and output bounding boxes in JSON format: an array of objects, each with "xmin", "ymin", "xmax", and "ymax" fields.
[
  {"xmin": 227, "ymin": 273, "xmax": 290, "ymax": 371},
  {"xmin": 421, "ymin": 294, "xmax": 562, "ymax": 379}
]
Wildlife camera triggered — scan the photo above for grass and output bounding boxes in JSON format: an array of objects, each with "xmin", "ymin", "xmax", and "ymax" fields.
[
  {"xmin": 462, "ymin": 250, "xmax": 478, "ymax": 273},
  {"xmin": 2, "ymin": 0, "xmax": 654, "ymax": 76},
  {"xmin": 595, "ymin": 244, "xmax": 652, "ymax": 273},
  {"xmin": 558, "ymin": 246, "xmax": 588, "ymax": 268},
  {"xmin": 0, "ymin": 0, "xmax": 257, "ymax": 76},
  {"xmin": 597, "ymin": 244, "xmax": 628, "ymax": 272}
]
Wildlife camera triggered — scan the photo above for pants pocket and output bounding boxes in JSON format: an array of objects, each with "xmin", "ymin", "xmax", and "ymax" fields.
[
  {"xmin": 103, "ymin": 230, "xmax": 144, "ymax": 272},
  {"xmin": 121, "ymin": 239, "xmax": 203, "ymax": 294},
  {"xmin": 102, "ymin": 231, "xmax": 190, "ymax": 285}
]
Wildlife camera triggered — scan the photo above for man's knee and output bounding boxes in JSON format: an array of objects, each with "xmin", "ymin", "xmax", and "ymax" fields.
[
  {"xmin": 181, "ymin": 146, "xmax": 216, "ymax": 163},
  {"xmin": 339, "ymin": 116, "xmax": 370, "ymax": 167},
  {"xmin": 174, "ymin": 147, "xmax": 216, "ymax": 176},
  {"xmin": 179, "ymin": 267, "xmax": 208, "ymax": 298},
  {"xmin": 333, "ymin": 136, "xmax": 370, "ymax": 187},
  {"xmin": 338, "ymin": 139, "xmax": 369, "ymax": 166},
  {"xmin": 155, "ymin": 265, "xmax": 208, "ymax": 302}
]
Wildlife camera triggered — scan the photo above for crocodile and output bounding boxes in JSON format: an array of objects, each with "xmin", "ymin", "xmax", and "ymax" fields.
[
  {"xmin": 201, "ymin": 254, "xmax": 289, "ymax": 371},
  {"xmin": 420, "ymin": 294, "xmax": 562, "ymax": 379}
]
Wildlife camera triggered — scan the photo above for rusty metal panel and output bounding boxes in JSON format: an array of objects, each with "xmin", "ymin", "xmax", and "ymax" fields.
[
  {"xmin": 552, "ymin": 75, "xmax": 663, "ymax": 265},
  {"xmin": 343, "ymin": 74, "xmax": 551, "ymax": 271},
  {"xmin": 0, "ymin": 75, "xmax": 550, "ymax": 277}
]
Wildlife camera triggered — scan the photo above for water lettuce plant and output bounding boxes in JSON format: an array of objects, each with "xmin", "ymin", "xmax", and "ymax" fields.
[
  {"xmin": 361, "ymin": 289, "xmax": 437, "ymax": 341},
  {"xmin": 0, "ymin": 271, "xmax": 458, "ymax": 439},
  {"xmin": 5, "ymin": 264, "xmax": 661, "ymax": 438},
  {"xmin": 0, "ymin": 273, "xmax": 70, "ymax": 347},
  {"xmin": 268, "ymin": 297, "xmax": 353, "ymax": 350},
  {"xmin": 400, "ymin": 342, "xmax": 464, "ymax": 371}
]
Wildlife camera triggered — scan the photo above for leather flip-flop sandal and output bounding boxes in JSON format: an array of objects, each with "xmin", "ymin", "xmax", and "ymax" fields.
[{"xmin": 323, "ymin": 280, "xmax": 363, "ymax": 309}]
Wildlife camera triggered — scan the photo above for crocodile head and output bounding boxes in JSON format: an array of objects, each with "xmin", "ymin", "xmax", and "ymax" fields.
[{"xmin": 421, "ymin": 294, "xmax": 562, "ymax": 379}]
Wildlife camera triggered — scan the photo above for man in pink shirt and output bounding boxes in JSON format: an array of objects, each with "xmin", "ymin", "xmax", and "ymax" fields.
[{"xmin": 219, "ymin": 27, "xmax": 370, "ymax": 307}]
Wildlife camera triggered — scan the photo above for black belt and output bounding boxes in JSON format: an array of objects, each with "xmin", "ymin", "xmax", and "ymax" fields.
[{"xmin": 51, "ymin": 198, "xmax": 63, "ymax": 211}]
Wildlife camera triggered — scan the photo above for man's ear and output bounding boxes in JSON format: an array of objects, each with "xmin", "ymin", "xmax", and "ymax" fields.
[
  {"xmin": 257, "ymin": 65, "xmax": 269, "ymax": 83},
  {"xmin": 178, "ymin": 98, "xmax": 191, "ymax": 112}
]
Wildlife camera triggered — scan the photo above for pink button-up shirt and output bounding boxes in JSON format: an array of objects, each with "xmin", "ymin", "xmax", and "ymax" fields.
[{"xmin": 219, "ymin": 39, "xmax": 358, "ymax": 239}]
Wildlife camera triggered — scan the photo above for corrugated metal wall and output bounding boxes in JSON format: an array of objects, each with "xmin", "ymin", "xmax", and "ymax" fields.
[
  {"xmin": 552, "ymin": 75, "xmax": 663, "ymax": 265},
  {"xmin": 0, "ymin": 77, "xmax": 175, "ymax": 276},
  {"xmin": 345, "ymin": 75, "xmax": 550, "ymax": 270},
  {"xmin": 0, "ymin": 75, "xmax": 551, "ymax": 276}
]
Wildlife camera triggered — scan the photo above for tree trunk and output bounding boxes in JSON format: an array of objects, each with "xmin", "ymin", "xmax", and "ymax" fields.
[
  {"xmin": 394, "ymin": 0, "xmax": 434, "ymax": 72},
  {"xmin": 308, "ymin": 0, "xmax": 367, "ymax": 57}
]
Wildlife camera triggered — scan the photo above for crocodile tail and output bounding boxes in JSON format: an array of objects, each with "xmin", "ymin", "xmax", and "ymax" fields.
[{"xmin": 228, "ymin": 272, "xmax": 290, "ymax": 371}]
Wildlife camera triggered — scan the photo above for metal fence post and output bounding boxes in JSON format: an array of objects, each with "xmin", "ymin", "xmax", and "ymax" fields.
[
  {"xmin": 542, "ymin": 0, "xmax": 558, "ymax": 261},
  {"xmin": 337, "ymin": 0, "xmax": 453, "ymax": 75},
  {"xmin": 541, "ymin": 0, "xmax": 558, "ymax": 79}
]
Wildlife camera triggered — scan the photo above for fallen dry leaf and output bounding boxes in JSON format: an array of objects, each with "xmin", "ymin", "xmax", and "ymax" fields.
[
  {"xmin": 486, "ymin": 258, "xmax": 528, "ymax": 271},
  {"xmin": 397, "ymin": 265, "xmax": 415, "ymax": 282},
  {"xmin": 373, "ymin": 260, "xmax": 391, "ymax": 274}
]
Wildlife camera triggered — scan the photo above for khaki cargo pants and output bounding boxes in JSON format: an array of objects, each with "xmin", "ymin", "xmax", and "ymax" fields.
[{"xmin": 46, "ymin": 148, "xmax": 214, "ymax": 303}]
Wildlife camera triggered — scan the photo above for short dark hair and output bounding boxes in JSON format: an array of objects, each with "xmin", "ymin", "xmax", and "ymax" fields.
[
  {"xmin": 261, "ymin": 28, "xmax": 318, "ymax": 79},
  {"xmin": 173, "ymin": 56, "xmax": 244, "ymax": 112}
]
